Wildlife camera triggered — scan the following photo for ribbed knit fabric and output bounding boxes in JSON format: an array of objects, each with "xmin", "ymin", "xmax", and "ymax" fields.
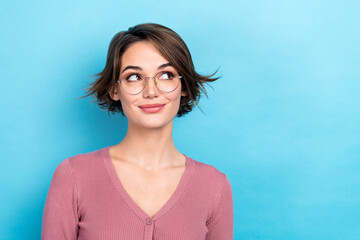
[{"xmin": 41, "ymin": 146, "xmax": 233, "ymax": 239}]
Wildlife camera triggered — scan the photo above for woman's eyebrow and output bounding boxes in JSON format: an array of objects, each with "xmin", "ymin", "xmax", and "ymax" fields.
[
  {"xmin": 158, "ymin": 63, "xmax": 172, "ymax": 69},
  {"xmin": 121, "ymin": 63, "xmax": 172, "ymax": 74}
]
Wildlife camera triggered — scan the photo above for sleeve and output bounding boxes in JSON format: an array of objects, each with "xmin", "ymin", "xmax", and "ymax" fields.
[
  {"xmin": 206, "ymin": 174, "xmax": 234, "ymax": 240},
  {"xmin": 41, "ymin": 158, "xmax": 79, "ymax": 240}
]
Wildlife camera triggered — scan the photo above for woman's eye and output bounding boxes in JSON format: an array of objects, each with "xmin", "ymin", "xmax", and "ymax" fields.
[
  {"xmin": 126, "ymin": 74, "xmax": 141, "ymax": 82},
  {"xmin": 159, "ymin": 72, "xmax": 174, "ymax": 80}
]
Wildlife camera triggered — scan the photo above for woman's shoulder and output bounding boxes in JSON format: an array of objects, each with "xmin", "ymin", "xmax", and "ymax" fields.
[
  {"xmin": 189, "ymin": 156, "xmax": 230, "ymax": 189},
  {"xmin": 191, "ymin": 157, "xmax": 227, "ymax": 175},
  {"xmin": 56, "ymin": 146, "xmax": 108, "ymax": 173}
]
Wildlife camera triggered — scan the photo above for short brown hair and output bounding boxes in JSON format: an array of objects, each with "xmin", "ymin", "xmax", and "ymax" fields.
[{"xmin": 78, "ymin": 23, "xmax": 220, "ymax": 117}]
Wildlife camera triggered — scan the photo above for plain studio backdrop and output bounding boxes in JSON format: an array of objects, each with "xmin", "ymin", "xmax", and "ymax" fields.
[{"xmin": 0, "ymin": 0, "xmax": 359, "ymax": 239}]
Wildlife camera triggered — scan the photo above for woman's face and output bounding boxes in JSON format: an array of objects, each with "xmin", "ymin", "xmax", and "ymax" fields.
[{"xmin": 110, "ymin": 40, "xmax": 187, "ymax": 129}]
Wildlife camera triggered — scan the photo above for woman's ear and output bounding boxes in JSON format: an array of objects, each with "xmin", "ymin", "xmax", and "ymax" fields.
[
  {"xmin": 109, "ymin": 85, "xmax": 120, "ymax": 101},
  {"xmin": 181, "ymin": 90, "xmax": 188, "ymax": 97}
]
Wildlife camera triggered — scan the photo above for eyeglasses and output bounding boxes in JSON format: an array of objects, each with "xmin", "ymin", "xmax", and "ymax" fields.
[{"xmin": 116, "ymin": 71, "xmax": 183, "ymax": 95}]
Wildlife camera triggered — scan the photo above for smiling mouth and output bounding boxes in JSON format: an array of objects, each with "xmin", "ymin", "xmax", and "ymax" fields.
[{"xmin": 138, "ymin": 104, "xmax": 166, "ymax": 113}]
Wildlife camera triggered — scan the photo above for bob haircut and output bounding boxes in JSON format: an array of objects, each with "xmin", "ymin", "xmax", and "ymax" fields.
[{"xmin": 79, "ymin": 23, "xmax": 220, "ymax": 117}]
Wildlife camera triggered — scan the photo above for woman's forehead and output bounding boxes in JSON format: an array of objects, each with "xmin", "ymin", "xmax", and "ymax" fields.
[{"xmin": 120, "ymin": 41, "xmax": 172, "ymax": 72}]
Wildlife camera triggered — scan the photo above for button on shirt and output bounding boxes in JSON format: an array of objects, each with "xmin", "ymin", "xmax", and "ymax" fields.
[
  {"xmin": 146, "ymin": 218, "xmax": 152, "ymax": 225},
  {"xmin": 42, "ymin": 146, "xmax": 234, "ymax": 239}
]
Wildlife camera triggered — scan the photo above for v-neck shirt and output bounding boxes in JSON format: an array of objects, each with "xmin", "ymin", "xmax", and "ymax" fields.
[
  {"xmin": 42, "ymin": 146, "xmax": 233, "ymax": 239},
  {"xmin": 104, "ymin": 146, "xmax": 192, "ymax": 222}
]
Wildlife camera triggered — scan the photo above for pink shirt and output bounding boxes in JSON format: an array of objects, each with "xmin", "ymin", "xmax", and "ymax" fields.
[{"xmin": 41, "ymin": 146, "xmax": 233, "ymax": 239}]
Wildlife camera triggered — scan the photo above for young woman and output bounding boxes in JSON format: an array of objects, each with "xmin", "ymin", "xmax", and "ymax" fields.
[{"xmin": 42, "ymin": 23, "xmax": 233, "ymax": 240}]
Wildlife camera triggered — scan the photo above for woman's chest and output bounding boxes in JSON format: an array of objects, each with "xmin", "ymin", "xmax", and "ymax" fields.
[
  {"xmin": 112, "ymin": 160, "xmax": 186, "ymax": 218},
  {"xmin": 76, "ymin": 154, "xmax": 211, "ymax": 240}
]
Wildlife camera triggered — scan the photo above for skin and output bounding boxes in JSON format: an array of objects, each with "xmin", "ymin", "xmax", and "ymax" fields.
[{"xmin": 108, "ymin": 40, "xmax": 189, "ymax": 218}]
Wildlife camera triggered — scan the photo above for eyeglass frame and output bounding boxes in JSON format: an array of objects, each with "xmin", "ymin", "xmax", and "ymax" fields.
[{"xmin": 115, "ymin": 72, "xmax": 183, "ymax": 95}]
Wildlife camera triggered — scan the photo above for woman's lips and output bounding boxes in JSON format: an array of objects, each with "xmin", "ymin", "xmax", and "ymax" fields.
[{"xmin": 138, "ymin": 104, "xmax": 166, "ymax": 113}]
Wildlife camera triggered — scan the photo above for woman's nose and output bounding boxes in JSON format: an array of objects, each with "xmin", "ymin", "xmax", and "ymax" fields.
[{"xmin": 143, "ymin": 77, "xmax": 159, "ymax": 96}]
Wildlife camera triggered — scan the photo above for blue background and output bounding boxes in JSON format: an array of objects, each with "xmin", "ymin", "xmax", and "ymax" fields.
[{"xmin": 1, "ymin": 0, "xmax": 359, "ymax": 239}]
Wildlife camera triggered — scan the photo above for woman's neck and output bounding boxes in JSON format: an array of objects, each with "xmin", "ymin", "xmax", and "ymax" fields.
[{"xmin": 111, "ymin": 120, "xmax": 185, "ymax": 172}]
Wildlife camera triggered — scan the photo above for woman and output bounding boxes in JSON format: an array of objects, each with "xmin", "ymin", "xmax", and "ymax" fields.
[{"xmin": 42, "ymin": 23, "xmax": 233, "ymax": 239}]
